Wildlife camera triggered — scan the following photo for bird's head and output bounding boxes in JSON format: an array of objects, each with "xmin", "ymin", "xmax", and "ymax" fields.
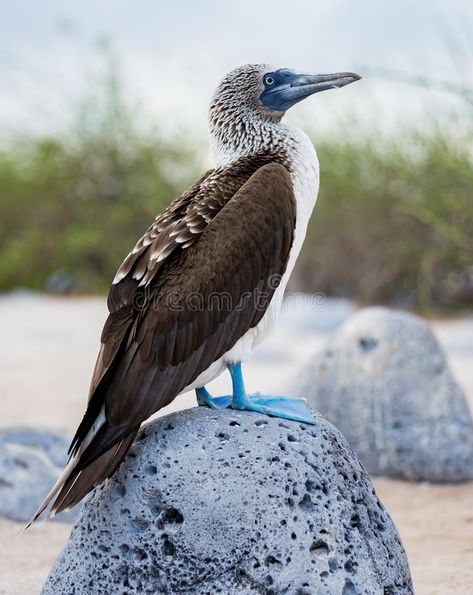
[{"xmin": 209, "ymin": 64, "xmax": 361, "ymax": 161}]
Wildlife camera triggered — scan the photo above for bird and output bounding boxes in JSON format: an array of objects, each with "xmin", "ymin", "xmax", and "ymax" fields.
[{"xmin": 29, "ymin": 64, "xmax": 360, "ymax": 524}]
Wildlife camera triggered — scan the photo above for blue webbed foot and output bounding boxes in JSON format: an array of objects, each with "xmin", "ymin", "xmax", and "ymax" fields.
[
  {"xmin": 231, "ymin": 393, "xmax": 316, "ymax": 425},
  {"xmin": 227, "ymin": 362, "xmax": 316, "ymax": 425},
  {"xmin": 196, "ymin": 387, "xmax": 231, "ymax": 410}
]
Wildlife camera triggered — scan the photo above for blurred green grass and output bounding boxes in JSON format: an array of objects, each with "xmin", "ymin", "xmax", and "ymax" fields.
[
  {"xmin": 294, "ymin": 124, "xmax": 473, "ymax": 311},
  {"xmin": 0, "ymin": 62, "xmax": 472, "ymax": 312}
]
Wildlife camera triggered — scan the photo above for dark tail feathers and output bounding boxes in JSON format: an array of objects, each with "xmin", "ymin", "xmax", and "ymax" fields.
[{"xmin": 26, "ymin": 424, "xmax": 138, "ymax": 528}]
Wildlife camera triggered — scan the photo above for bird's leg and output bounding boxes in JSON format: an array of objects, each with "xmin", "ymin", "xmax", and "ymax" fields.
[
  {"xmin": 228, "ymin": 362, "xmax": 316, "ymax": 425},
  {"xmin": 195, "ymin": 386, "xmax": 232, "ymax": 410}
]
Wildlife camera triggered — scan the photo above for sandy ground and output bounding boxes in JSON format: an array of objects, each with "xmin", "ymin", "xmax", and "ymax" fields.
[{"xmin": 0, "ymin": 294, "xmax": 472, "ymax": 594}]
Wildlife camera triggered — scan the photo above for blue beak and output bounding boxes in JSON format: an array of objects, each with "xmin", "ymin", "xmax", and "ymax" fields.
[{"xmin": 260, "ymin": 70, "xmax": 361, "ymax": 112}]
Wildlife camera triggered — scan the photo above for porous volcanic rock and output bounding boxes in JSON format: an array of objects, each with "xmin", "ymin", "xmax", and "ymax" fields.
[
  {"xmin": 293, "ymin": 307, "xmax": 473, "ymax": 482},
  {"xmin": 43, "ymin": 407, "xmax": 412, "ymax": 594},
  {"xmin": 0, "ymin": 427, "xmax": 78, "ymax": 523}
]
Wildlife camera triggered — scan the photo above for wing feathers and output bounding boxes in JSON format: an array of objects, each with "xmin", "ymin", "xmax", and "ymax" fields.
[{"xmin": 32, "ymin": 158, "xmax": 296, "ymax": 522}]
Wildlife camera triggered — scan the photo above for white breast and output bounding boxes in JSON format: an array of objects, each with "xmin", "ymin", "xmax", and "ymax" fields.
[
  {"xmin": 185, "ymin": 124, "xmax": 319, "ymax": 392},
  {"xmin": 224, "ymin": 124, "xmax": 319, "ymax": 359}
]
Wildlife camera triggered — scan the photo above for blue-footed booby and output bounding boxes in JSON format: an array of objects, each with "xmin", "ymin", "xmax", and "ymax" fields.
[{"xmin": 30, "ymin": 64, "xmax": 360, "ymax": 522}]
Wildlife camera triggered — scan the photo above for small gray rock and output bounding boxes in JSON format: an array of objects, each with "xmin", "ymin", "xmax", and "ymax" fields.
[
  {"xmin": 0, "ymin": 427, "xmax": 79, "ymax": 522},
  {"xmin": 43, "ymin": 407, "xmax": 412, "ymax": 594},
  {"xmin": 293, "ymin": 307, "xmax": 473, "ymax": 483}
]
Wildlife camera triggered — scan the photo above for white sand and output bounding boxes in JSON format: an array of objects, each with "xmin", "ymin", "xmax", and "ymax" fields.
[{"xmin": 1, "ymin": 294, "xmax": 472, "ymax": 594}]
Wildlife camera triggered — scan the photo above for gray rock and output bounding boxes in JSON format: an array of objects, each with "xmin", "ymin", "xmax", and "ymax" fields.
[
  {"xmin": 43, "ymin": 407, "xmax": 412, "ymax": 595},
  {"xmin": 0, "ymin": 427, "xmax": 79, "ymax": 522},
  {"xmin": 293, "ymin": 307, "xmax": 473, "ymax": 483}
]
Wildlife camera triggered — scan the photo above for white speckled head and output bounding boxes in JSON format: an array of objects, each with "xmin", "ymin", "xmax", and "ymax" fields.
[
  {"xmin": 209, "ymin": 64, "xmax": 279, "ymax": 125},
  {"xmin": 209, "ymin": 63, "xmax": 360, "ymax": 165},
  {"xmin": 209, "ymin": 64, "xmax": 282, "ymax": 164}
]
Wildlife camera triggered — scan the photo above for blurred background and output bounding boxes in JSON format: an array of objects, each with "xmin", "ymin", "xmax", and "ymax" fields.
[
  {"xmin": 1, "ymin": 0, "xmax": 472, "ymax": 311},
  {"xmin": 1, "ymin": 1, "xmax": 473, "ymax": 594}
]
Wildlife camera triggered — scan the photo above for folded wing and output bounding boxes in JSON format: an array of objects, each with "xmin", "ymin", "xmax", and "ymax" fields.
[{"xmin": 30, "ymin": 158, "xmax": 296, "ymax": 522}]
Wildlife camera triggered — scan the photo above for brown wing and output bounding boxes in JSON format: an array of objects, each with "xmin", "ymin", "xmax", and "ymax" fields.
[
  {"xmin": 39, "ymin": 159, "xmax": 296, "ymax": 516},
  {"xmin": 104, "ymin": 161, "xmax": 296, "ymax": 427},
  {"xmin": 86, "ymin": 168, "xmax": 214, "ymax": 399}
]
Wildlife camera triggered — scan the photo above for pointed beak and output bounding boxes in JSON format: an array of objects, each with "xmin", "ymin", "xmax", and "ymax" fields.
[
  {"xmin": 260, "ymin": 70, "xmax": 362, "ymax": 112},
  {"xmin": 289, "ymin": 72, "xmax": 362, "ymax": 95}
]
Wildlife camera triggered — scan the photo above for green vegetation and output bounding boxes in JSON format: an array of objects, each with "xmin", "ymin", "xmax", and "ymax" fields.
[
  {"xmin": 0, "ymin": 61, "xmax": 471, "ymax": 311},
  {"xmin": 296, "ymin": 123, "xmax": 473, "ymax": 311},
  {"xmin": 0, "ymin": 59, "xmax": 201, "ymax": 293}
]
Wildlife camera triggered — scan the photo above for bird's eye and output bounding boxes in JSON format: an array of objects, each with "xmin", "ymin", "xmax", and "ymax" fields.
[{"xmin": 265, "ymin": 76, "xmax": 274, "ymax": 86}]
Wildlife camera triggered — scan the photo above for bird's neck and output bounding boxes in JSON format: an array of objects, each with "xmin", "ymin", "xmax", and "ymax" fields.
[
  {"xmin": 210, "ymin": 113, "xmax": 301, "ymax": 168},
  {"xmin": 210, "ymin": 112, "xmax": 320, "ymax": 240}
]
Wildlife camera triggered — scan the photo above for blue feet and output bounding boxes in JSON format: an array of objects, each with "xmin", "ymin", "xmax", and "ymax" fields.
[
  {"xmin": 196, "ymin": 386, "xmax": 231, "ymax": 410},
  {"xmin": 231, "ymin": 393, "xmax": 316, "ymax": 425},
  {"xmin": 195, "ymin": 363, "xmax": 316, "ymax": 425}
]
